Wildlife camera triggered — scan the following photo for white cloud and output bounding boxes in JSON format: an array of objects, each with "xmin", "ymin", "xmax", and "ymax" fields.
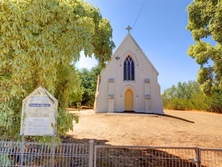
[{"xmin": 75, "ymin": 51, "xmax": 98, "ymax": 70}]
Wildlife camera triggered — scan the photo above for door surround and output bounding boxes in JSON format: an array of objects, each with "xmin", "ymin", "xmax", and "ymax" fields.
[
  {"xmin": 125, "ymin": 89, "xmax": 133, "ymax": 111},
  {"xmin": 120, "ymin": 84, "xmax": 138, "ymax": 112}
]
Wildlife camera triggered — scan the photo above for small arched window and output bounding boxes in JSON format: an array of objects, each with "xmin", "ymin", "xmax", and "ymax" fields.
[{"xmin": 124, "ymin": 55, "xmax": 135, "ymax": 81}]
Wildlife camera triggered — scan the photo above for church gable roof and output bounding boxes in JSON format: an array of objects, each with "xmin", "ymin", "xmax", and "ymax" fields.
[{"xmin": 112, "ymin": 33, "xmax": 159, "ymax": 75}]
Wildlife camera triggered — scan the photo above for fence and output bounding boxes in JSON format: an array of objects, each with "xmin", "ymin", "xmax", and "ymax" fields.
[
  {"xmin": 94, "ymin": 146, "xmax": 199, "ymax": 167},
  {"xmin": 0, "ymin": 141, "xmax": 93, "ymax": 167},
  {"xmin": 200, "ymin": 148, "xmax": 222, "ymax": 167},
  {"xmin": 0, "ymin": 141, "xmax": 222, "ymax": 167}
]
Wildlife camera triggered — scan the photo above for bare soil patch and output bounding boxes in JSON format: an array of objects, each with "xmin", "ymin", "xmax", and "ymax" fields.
[{"xmin": 66, "ymin": 109, "xmax": 222, "ymax": 148}]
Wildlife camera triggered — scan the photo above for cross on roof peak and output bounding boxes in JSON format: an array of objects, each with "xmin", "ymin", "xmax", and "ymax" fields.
[{"xmin": 126, "ymin": 25, "xmax": 132, "ymax": 33}]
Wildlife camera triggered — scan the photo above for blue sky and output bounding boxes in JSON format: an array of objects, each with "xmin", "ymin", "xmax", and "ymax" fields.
[{"xmin": 76, "ymin": 0, "xmax": 199, "ymax": 92}]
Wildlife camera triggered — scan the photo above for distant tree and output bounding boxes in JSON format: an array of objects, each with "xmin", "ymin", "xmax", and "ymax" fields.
[
  {"xmin": 0, "ymin": 0, "xmax": 114, "ymax": 141},
  {"xmin": 78, "ymin": 66, "xmax": 101, "ymax": 107},
  {"xmin": 186, "ymin": 0, "xmax": 222, "ymax": 95},
  {"xmin": 163, "ymin": 80, "xmax": 222, "ymax": 113},
  {"xmin": 176, "ymin": 82, "xmax": 187, "ymax": 99},
  {"xmin": 210, "ymin": 89, "xmax": 222, "ymax": 113}
]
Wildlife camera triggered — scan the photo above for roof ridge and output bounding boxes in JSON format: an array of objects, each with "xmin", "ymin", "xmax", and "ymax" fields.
[{"xmin": 128, "ymin": 33, "xmax": 159, "ymax": 75}]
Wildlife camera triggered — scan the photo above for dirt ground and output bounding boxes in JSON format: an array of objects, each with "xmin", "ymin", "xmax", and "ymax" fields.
[{"xmin": 66, "ymin": 109, "xmax": 222, "ymax": 148}]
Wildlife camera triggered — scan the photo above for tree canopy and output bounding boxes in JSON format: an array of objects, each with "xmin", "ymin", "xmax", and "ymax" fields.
[
  {"xmin": 186, "ymin": 0, "xmax": 222, "ymax": 95},
  {"xmin": 0, "ymin": 0, "xmax": 115, "ymax": 142},
  {"xmin": 78, "ymin": 66, "xmax": 101, "ymax": 107},
  {"xmin": 162, "ymin": 81, "xmax": 222, "ymax": 113}
]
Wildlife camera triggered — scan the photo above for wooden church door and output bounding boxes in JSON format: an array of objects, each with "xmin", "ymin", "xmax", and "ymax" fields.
[{"xmin": 125, "ymin": 89, "xmax": 133, "ymax": 111}]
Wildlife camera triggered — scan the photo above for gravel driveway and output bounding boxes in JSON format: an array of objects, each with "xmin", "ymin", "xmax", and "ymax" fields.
[{"xmin": 66, "ymin": 109, "xmax": 222, "ymax": 148}]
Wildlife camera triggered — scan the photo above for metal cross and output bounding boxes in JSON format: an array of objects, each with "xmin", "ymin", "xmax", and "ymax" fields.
[
  {"xmin": 126, "ymin": 25, "xmax": 132, "ymax": 33},
  {"xmin": 115, "ymin": 56, "xmax": 120, "ymax": 60}
]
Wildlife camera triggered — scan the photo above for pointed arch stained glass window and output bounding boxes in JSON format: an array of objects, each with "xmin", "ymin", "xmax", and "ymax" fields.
[{"xmin": 124, "ymin": 56, "xmax": 135, "ymax": 81}]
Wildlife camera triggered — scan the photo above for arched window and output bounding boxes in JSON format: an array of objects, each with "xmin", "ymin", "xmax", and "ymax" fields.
[{"xmin": 124, "ymin": 55, "xmax": 134, "ymax": 81}]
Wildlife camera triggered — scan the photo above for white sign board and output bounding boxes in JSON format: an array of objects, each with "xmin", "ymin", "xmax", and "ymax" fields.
[{"xmin": 20, "ymin": 86, "xmax": 58, "ymax": 136}]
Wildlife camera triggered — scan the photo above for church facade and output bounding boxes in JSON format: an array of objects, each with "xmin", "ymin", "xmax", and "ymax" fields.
[{"xmin": 94, "ymin": 32, "xmax": 163, "ymax": 114}]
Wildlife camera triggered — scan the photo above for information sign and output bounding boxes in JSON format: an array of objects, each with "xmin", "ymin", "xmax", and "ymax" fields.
[{"xmin": 20, "ymin": 86, "xmax": 58, "ymax": 136}]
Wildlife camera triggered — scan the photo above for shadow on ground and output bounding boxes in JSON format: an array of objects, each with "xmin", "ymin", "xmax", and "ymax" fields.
[
  {"xmin": 61, "ymin": 135, "xmax": 109, "ymax": 145},
  {"xmin": 61, "ymin": 135, "xmax": 205, "ymax": 167},
  {"xmin": 160, "ymin": 114, "xmax": 195, "ymax": 123},
  {"xmin": 112, "ymin": 111, "xmax": 195, "ymax": 124},
  {"xmin": 95, "ymin": 147, "xmax": 205, "ymax": 167}
]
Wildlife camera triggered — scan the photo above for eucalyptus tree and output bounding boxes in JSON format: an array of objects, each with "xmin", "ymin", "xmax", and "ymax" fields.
[
  {"xmin": 162, "ymin": 81, "xmax": 222, "ymax": 112},
  {"xmin": 78, "ymin": 66, "xmax": 101, "ymax": 107},
  {"xmin": 0, "ymin": 0, "xmax": 115, "ymax": 141},
  {"xmin": 186, "ymin": 0, "xmax": 222, "ymax": 95}
]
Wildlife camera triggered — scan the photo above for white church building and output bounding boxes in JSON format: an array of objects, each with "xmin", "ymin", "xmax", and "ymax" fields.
[{"xmin": 94, "ymin": 28, "xmax": 163, "ymax": 114}]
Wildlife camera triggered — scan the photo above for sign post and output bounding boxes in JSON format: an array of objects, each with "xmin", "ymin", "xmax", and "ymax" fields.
[{"xmin": 20, "ymin": 86, "xmax": 58, "ymax": 166}]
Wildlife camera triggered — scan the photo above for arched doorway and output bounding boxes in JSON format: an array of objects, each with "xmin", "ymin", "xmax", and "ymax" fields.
[{"xmin": 125, "ymin": 89, "xmax": 133, "ymax": 111}]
